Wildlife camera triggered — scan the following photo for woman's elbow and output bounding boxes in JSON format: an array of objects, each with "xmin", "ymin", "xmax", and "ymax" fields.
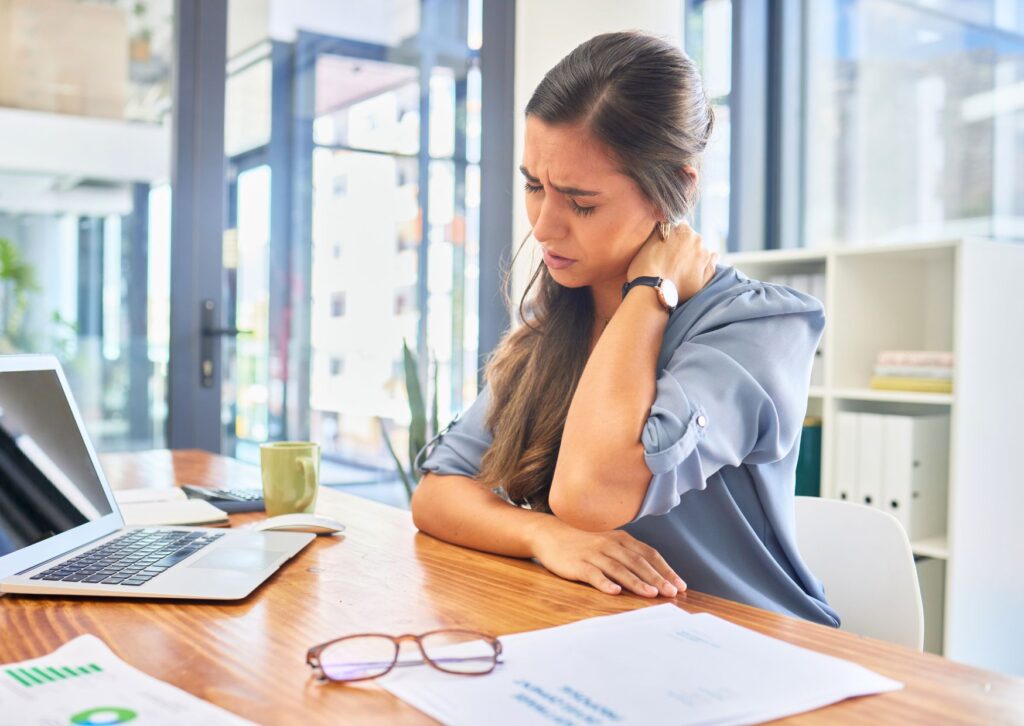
[
  {"xmin": 548, "ymin": 476, "xmax": 643, "ymax": 532},
  {"xmin": 410, "ymin": 474, "xmax": 437, "ymax": 533},
  {"xmin": 549, "ymin": 447, "xmax": 649, "ymax": 530}
]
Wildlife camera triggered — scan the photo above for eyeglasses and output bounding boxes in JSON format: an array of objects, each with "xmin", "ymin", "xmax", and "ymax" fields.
[{"xmin": 306, "ymin": 629, "xmax": 503, "ymax": 684}]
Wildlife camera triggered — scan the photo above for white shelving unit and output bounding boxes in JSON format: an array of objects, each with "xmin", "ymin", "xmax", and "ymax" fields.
[{"xmin": 726, "ymin": 238, "xmax": 1024, "ymax": 676}]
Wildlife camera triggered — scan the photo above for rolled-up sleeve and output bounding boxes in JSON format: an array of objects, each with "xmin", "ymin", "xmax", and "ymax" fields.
[
  {"xmin": 635, "ymin": 283, "xmax": 825, "ymax": 519},
  {"xmin": 416, "ymin": 386, "xmax": 493, "ymax": 479}
]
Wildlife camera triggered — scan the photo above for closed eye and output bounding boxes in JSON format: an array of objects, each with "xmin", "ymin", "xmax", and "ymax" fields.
[{"xmin": 524, "ymin": 182, "xmax": 595, "ymax": 217}]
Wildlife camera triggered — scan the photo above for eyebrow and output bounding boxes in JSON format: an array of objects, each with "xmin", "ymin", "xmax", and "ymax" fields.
[{"xmin": 519, "ymin": 165, "xmax": 601, "ymax": 197}]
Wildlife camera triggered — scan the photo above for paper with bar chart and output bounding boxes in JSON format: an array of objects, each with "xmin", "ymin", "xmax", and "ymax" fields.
[{"xmin": 1, "ymin": 634, "xmax": 253, "ymax": 725}]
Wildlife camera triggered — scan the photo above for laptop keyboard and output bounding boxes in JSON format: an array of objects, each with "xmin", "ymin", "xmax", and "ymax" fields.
[{"xmin": 30, "ymin": 529, "xmax": 225, "ymax": 587}]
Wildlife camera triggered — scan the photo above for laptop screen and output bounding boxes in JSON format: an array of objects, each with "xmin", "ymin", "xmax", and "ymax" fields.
[{"xmin": 0, "ymin": 369, "xmax": 113, "ymax": 558}]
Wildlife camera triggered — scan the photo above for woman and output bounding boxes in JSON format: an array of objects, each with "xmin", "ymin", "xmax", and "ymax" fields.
[{"xmin": 411, "ymin": 31, "xmax": 838, "ymax": 626}]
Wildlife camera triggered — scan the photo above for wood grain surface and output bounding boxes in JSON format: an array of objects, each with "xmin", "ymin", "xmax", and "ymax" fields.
[{"xmin": 1, "ymin": 450, "xmax": 1021, "ymax": 724}]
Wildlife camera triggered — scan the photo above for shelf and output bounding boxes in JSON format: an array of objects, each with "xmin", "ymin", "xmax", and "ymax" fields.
[
  {"xmin": 912, "ymin": 536, "xmax": 949, "ymax": 560},
  {"xmin": 834, "ymin": 239, "xmax": 958, "ymax": 259},
  {"xmin": 832, "ymin": 388, "xmax": 953, "ymax": 405},
  {"xmin": 808, "ymin": 387, "xmax": 826, "ymax": 398}
]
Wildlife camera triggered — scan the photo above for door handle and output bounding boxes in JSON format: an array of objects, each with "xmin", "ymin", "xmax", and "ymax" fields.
[
  {"xmin": 199, "ymin": 299, "xmax": 252, "ymax": 388},
  {"xmin": 202, "ymin": 326, "xmax": 253, "ymax": 337}
]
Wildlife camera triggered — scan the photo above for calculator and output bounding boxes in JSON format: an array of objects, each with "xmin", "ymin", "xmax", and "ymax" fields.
[{"xmin": 180, "ymin": 485, "xmax": 265, "ymax": 513}]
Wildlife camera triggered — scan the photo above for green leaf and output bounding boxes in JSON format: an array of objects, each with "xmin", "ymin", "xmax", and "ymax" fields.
[
  {"xmin": 403, "ymin": 339, "xmax": 426, "ymax": 469},
  {"xmin": 430, "ymin": 353, "xmax": 439, "ymax": 438},
  {"xmin": 379, "ymin": 416, "xmax": 414, "ymax": 501}
]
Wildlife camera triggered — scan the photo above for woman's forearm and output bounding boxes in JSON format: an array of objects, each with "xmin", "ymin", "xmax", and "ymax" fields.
[
  {"xmin": 549, "ymin": 286, "xmax": 668, "ymax": 530},
  {"xmin": 411, "ymin": 472, "xmax": 555, "ymax": 558}
]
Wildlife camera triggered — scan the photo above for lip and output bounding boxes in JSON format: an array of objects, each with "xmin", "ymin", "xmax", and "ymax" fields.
[{"xmin": 542, "ymin": 249, "xmax": 577, "ymax": 270}]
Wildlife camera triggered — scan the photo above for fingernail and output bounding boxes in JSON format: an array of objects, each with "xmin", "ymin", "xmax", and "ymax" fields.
[
  {"xmin": 664, "ymin": 583, "xmax": 678, "ymax": 597},
  {"xmin": 646, "ymin": 584, "xmax": 659, "ymax": 596},
  {"xmin": 675, "ymin": 578, "xmax": 687, "ymax": 591}
]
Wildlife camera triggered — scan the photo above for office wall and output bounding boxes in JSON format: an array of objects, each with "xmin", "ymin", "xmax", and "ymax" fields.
[{"xmin": 510, "ymin": 0, "xmax": 683, "ymax": 308}]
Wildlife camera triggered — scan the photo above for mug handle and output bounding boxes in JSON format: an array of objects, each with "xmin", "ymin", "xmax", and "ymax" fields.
[{"xmin": 294, "ymin": 456, "xmax": 318, "ymax": 512}]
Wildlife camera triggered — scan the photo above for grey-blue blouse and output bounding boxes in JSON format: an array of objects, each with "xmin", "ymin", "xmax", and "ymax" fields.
[{"xmin": 418, "ymin": 265, "xmax": 840, "ymax": 627}]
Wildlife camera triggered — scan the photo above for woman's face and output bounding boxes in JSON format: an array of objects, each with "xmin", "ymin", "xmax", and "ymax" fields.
[{"xmin": 521, "ymin": 116, "xmax": 659, "ymax": 288}]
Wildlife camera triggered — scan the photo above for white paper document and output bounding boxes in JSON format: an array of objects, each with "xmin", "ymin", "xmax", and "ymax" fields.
[
  {"xmin": 382, "ymin": 605, "xmax": 902, "ymax": 726},
  {"xmin": 117, "ymin": 499, "xmax": 229, "ymax": 527},
  {"xmin": 113, "ymin": 488, "xmax": 189, "ymax": 505},
  {"xmin": 1, "ymin": 634, "xmax": 254, "ymax": 725}
]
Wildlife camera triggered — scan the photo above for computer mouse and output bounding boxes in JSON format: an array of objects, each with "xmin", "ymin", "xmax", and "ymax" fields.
[{"xmin": 252, "ymin": 513, "xmax": 346, "ymax": 535}]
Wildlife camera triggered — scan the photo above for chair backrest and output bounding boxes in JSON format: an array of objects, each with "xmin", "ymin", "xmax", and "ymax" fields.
[{"xmin": 794, "ymin": 496, "xmax": 924, "ymax": 650}]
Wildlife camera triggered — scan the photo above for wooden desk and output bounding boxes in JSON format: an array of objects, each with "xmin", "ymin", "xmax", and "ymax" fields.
[{"xmin": 1, "ymin": 450, "xmax": 1021, "ymax": 724}]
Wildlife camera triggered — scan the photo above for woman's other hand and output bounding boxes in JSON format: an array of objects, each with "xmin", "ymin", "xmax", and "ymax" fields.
[
  {"xmin": 529, "ymin": 517, "xmax": 686, "ymax": 598},
  {"xmin": 626, "ymin": 221, "xmax": 718, "ymax": 304}
]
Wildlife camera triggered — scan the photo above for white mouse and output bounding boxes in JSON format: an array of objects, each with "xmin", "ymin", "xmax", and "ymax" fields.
[{"xmin": 252, "ymin": 513, "xmax": 346, "ymax": 535}]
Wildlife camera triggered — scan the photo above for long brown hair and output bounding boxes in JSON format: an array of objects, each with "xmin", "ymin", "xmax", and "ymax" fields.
[{"xmin": 478, "ymin": 32, "xmax": 715, "ymax": 511}]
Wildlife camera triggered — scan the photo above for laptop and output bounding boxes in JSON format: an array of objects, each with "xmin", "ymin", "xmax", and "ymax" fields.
[{"xmin": 0, "ymin": 354, "xmax": 314, "ymax": 600}]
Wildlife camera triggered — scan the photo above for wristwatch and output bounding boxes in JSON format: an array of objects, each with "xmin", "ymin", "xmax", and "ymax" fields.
[{"xmin": 621, "ymin": 276, "xmax": 679, "ymax": 313}]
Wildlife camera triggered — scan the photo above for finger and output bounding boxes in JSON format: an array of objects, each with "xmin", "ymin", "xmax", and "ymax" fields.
[
  {"xmin": 623, "ymin": 541, "xmax": 687, "ymax": 592},
  {"xmin": 703, "ymin": 252, "xmax": 719, "ymax": 284},
  {"xmin": 612, "ymin": 547, "xmax": 679, "ymax": 597},
  {"xmin": 578, "ymin": 563, "xmax": 622, "ymax": 596},
  {"xmin": 591, "ymin": 555, "xmax": 660, "ymax": 598}
]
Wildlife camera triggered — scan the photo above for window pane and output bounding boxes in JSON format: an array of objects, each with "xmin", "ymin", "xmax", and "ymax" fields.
[
  {"xmin": 271, "ymin": 3, "xmax": 483, "ymax": 503},
  {"xmin": 225, "ymin": 57, "xmax": 272, "ymax": 157},
  {"xmin": 905, "ymin": 0, "xmax": 1024, "ymax": 34},
  {"xmin": 685, "ymin": 0, "xmax": 732, "ymax": 253},
  {"xmin": 313, "ymin": 56, "xmax": 420, "ymax": 154},
  {"xmin": 0, "ymin": 0, "xmax": 173, "ymax": 451},
  {"xmin": 430, "ymin": 68, "xmax": 457, "ymax": 159},
  {"xmin": 231, "ymin": 165, "xmax": 271, "ymax": 443},
  {"xmin": 310, "ymin": 149, "xmax": 420, "ymax": 466},
  {"xmin": 803, "ymin": 0, "xmax": 1024, "ymax": 247}
]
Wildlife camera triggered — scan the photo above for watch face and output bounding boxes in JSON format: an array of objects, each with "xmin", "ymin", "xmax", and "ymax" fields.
[{"xmin": 659, "ymin": 279, "xmax": 679, "ymax": 309}]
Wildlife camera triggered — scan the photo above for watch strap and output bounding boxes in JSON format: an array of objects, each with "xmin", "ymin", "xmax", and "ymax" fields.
[{"xmin": 621, "ymin": 276, "xmax": 662, "ymax": 300}]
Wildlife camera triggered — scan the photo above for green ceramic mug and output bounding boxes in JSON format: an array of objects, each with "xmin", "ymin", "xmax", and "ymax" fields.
[{"xmin": 260, "ymin": 442, "xmax": 320, "ymax": 517}]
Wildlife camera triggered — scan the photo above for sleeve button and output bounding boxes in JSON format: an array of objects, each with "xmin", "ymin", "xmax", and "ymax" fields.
[{"xmin": 696, "ymin": 414, "xmax": 707, "ymax": 428}]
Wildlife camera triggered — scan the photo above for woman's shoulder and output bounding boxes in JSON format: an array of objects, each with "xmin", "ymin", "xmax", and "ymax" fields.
[{"xmin": 666, "ymin": 265, "xmax": 825, "ymax": 342}]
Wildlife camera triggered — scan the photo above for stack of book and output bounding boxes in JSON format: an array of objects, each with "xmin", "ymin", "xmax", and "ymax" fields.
[{"xmin": 870, "ymin": 350, "xmax": 953, "ymax": 394}]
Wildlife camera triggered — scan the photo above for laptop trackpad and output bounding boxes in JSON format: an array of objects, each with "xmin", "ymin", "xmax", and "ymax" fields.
[{"xmin": 187, "ymin": 547, "xmax": 281, "ymax": 573}]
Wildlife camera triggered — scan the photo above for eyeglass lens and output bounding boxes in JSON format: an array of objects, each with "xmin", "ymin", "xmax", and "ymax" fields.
[{"xmin": 318, "ymin": 631, "xmax": 496, "ymax": 681}]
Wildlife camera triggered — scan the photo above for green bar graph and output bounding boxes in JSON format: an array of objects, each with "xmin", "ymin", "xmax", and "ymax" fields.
[
  {"xmin": 31, "ymin": 667, "xmax": 54, "ymax": 682},
  {"xmin": 21, "ymin": 668, "xmax": 44, "ymax": 685},
  {"xmin": 4, "ymin": 662, "xmax": 104, "ymax": 688},
  {"xmin": 4, "ymin": 669, "xmax": 31, "ymax": 687}
]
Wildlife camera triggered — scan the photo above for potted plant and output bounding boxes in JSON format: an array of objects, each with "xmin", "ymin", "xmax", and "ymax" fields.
[
  {"xmin": 0, "ymin": 237, "xmax": 39, "ymax": 353},
  {"xmin": 379, "ymin": 340, "xmax": 438, "ymax": 502}
]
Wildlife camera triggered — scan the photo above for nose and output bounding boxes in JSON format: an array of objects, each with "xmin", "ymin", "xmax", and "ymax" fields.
[{"xmin": 530, "ymin": 194, "xmax": 567, "ymax": 243}]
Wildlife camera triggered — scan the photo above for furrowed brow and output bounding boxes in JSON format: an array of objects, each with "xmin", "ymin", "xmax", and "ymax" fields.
[{"xmin": 519, "ymin": 165, "xmax": 600, "ymax": 196}]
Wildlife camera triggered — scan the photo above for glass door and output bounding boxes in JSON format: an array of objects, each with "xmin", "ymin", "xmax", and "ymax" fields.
[
  {"xmin": 218, "ymin": 2, "xmax": 483, "ymax": 504},
  {"xmin": 223, "ymin": 161, "xmax": 273, "ymax": 458},
  {"xmin": 296, "ymin": 10, "xmax": 483, "ymax": 489}
]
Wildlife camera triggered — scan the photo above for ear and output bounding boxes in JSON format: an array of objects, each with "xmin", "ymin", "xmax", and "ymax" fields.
[
  {"xmin": 652, "ymin": 166, "xmax": 701, "ymax": 223},
  {"xmin": 681, "ymin": 164, "xmax": 699, "ymax": 187}
]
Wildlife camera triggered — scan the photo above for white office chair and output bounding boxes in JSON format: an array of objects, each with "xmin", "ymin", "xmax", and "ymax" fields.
[{"xmin": 794, "ymin": 495, "xmax": 924, "ymax": 650}]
